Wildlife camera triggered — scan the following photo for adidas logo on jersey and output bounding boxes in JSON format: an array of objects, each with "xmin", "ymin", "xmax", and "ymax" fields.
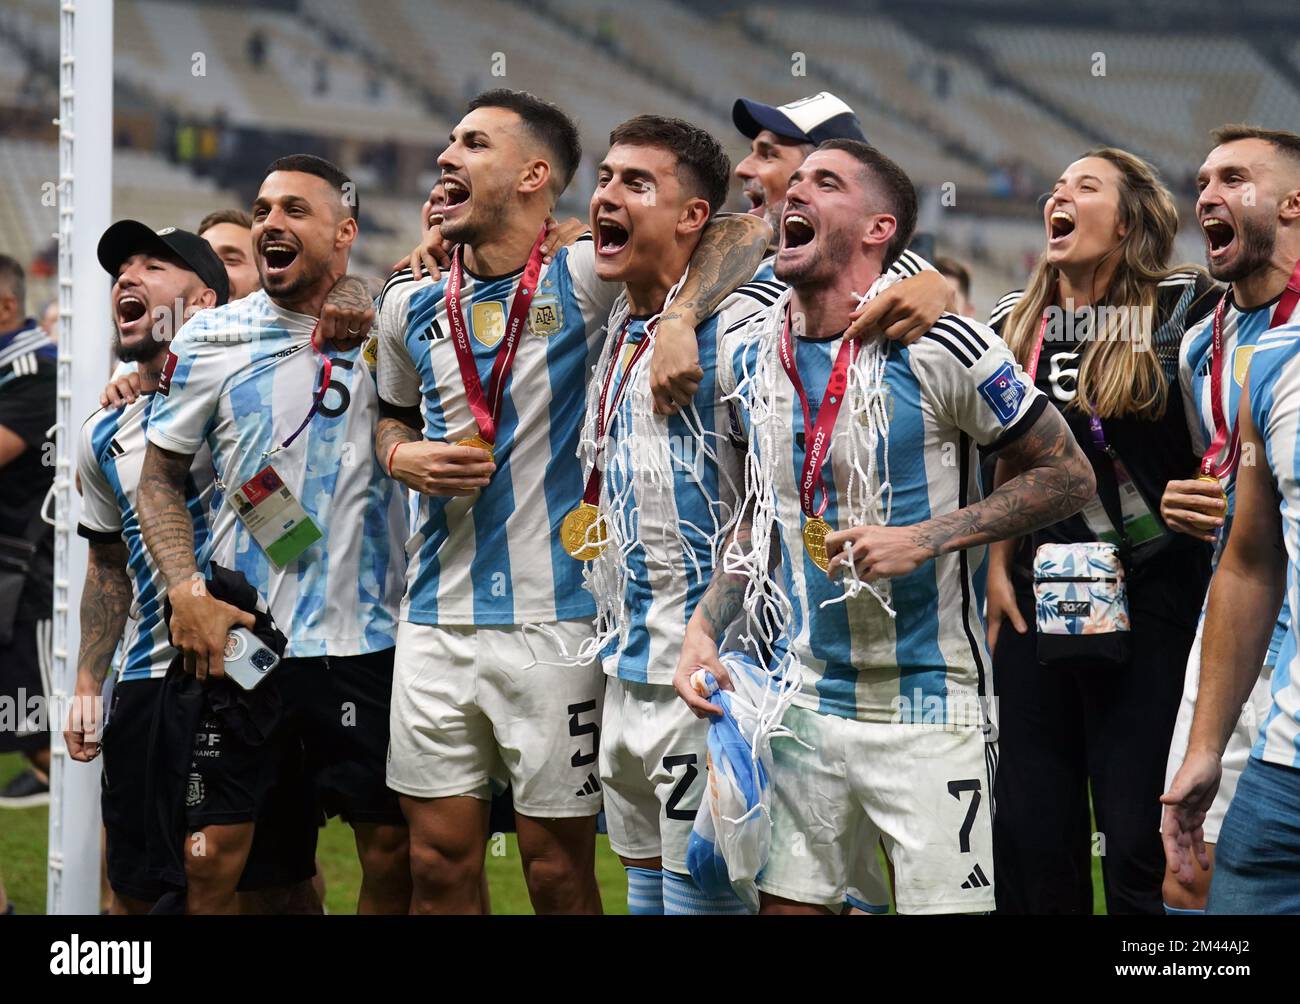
[
  {"xmin": 960, "ymin": 863, "xmax": 991, "ymax": 890},
  {"xmin": 575, "ymin": 772, "xmax": 601, "ymax": 797}
]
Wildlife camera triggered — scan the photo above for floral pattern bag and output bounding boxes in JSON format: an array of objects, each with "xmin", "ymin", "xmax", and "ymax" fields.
[{"xmin": 1032, "ymin": 542, "xmax": 1131, "ymax": 666}]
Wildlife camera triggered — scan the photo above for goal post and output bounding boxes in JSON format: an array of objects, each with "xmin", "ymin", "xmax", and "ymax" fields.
[{"xmin": 48, "ymin": 0, "xmax": 113, "ymax": 916}]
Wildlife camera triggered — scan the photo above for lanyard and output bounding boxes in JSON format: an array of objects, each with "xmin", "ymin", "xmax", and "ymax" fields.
[
  {"xmin": 263, "ymin": 321, "xmax": 331, "ymax": 459},
  {"xmin": 579, "ymin": 319, "xmax": 655, "ymax": 506},
  {"xmin": 1201, "ymin": 259, "xmax": 1300, "ymax": 477},
  {"xmin": 445, "ymin": 225, "xmax": 548, "ymax": 447},
  {"xmin": 1028, "ymin": 307, "xmax": 1116, "ymax": 454},
  {"xmin": 778, "ymin": 304, "xmax": 856, "ymax": 518}
]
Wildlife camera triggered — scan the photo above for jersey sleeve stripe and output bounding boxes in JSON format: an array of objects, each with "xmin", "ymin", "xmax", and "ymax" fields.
[
  {"xmin": 921, "ymin": 331, "xmax": 977, "ymax": 368},
  {"xmin": 378, "ymin": 268, "xmax": 416, "ymax": 305},
  {"xmin": 932, "ymin": 318, "xmax": 985, "ymax": 360},
  {"xmin": 891, "ymin": 250, "xmax": 922, "ymax": 276},
  {"xmin": 934, "ymin": 315, "xmax": 991, "ymax": 351}
]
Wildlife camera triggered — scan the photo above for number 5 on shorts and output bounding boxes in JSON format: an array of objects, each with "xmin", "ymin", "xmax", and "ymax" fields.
[
  {"xmin": 947, "ymin": 778, "xmax": 982, "ymax": 853},
  {"xmin": 567, "ymin": 700, "xmax": 599, "ymax": 768}
]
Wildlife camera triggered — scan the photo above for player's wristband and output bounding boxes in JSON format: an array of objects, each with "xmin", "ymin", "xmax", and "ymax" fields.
[{"xmin": 387, "ymin": 441, "xmax": 406, "ymax": 478}]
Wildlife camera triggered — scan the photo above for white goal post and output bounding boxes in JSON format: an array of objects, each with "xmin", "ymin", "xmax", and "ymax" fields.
[{"xmin": 48, "ymin": 0, "xmax": 113, "ymax": 916}]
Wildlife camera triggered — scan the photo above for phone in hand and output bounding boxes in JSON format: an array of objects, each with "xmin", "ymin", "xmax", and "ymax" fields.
[{"xmin": 223, "ymin": 627, "xmax": 280, "ymax": 690}]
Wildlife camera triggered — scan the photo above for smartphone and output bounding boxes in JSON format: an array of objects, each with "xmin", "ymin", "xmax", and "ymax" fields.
[{"xmin": 222, "ymin": 627, "xmax": 280, "ymax": 690}]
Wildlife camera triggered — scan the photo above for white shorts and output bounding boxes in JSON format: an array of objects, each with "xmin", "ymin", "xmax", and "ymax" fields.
[
  {"xmin": 599, "ymin": 676, "xmax": 709, "ymax": 875},
  {"xmin": 387, "ymin": 619, "xmax": 605, "ymax": 818},
  {"xmin": 1164, "ymin": 626, "xmax": 1274, "ymax": 843},
  {"xmin": 759, "ymin": 705, "xmax": 996, "ymax": 915}
]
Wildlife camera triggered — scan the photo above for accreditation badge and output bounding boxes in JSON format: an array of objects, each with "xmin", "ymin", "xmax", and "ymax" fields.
[{"xmin": 231, "ymin": 465, "xmax": 322, "ymax": 568}]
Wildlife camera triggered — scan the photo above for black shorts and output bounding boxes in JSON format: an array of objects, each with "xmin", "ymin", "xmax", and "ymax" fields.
[
  {"xmin": 185, "ymin": 648, "xmax": 403, "ymax": 832},
  {"xmin": 107, "ymin": 677, "xmax": 316, "ymax": 898},
  {"xmin": 0, "ymin": 616, "xmax": 51, "ymax": 755}
]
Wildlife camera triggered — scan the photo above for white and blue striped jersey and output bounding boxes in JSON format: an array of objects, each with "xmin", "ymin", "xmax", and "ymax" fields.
[
  {"xmin": 376, "ymin": 237, "xmax": 618, "ymax": 626},
  {"xmin": 1245, "ymin": 325, "xmax": 1300, "ymax": 767},
  {"xmin": 78, "ymin": 395, "xmax": 214, "ymax": 682},
  {"xmin": 584, "ymin": 251, "xmax": 932, "ymax": 685},
  {"xmin": 146, "ymin": 290, "xmax": 406, "ymax": 658},
  {"xmin": 1181, "ymin": 292, "xmax": 1290, "ymax": 665},
  {"xmin": 720, "ymin": 290, "xmax": 1046, "ymax": 723},
  {"xmin": 583, "ymin": 286, "xmax": 775, "ymax": 685}
]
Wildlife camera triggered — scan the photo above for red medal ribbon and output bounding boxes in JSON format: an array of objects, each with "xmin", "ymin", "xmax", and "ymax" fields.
[
  {"xmin": 778, "ymin": 304, "xmax": 856, "ymax": 519},
  {"xmin": 446, "ymin": 224, "xmax": 548, "ymax": 448},
  {"xmin": 1027, "ymin": 310, "xmax": 1051, "ymax": 382},
  {"xmin": 1201, "ymin": 259, "xmax": 1300, "ymax": 478},
  {"xmin": 580, "ymin": 318, "xmax": 655, "ymax": 506}
]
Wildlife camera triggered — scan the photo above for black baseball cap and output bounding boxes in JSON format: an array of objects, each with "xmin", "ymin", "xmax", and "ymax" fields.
[
  {"xmin": 733, "ymin": 91, "xmax": 866, "ymax": 147},
  {"xmin": 97, "ymin": 220, "xmax": 230, "ymax": 306}
]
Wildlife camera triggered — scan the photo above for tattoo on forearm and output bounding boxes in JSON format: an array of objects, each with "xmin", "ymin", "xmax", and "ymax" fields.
[
  {"xmin": 78, "ymin": 540, "xmax": 132, "ymax": 683},
  {"xmin": 664, "ymin": 215, "xmax": 771, "ymax": 323},
  {"xmin": 375, "ymin": 415, "xmax": 421, "ymax": 469},
  {"xmin": 324, "ymin": 274, "xmax": 377, "ymax": 314},
  {"xmin": 910, "ymin": 408, "xmax": 1094, "ymax": 557},
  {"xmin": 137, "ymin": 443, "xmax": 200, "ymax": 591},
  {"xmin": 696, "ymin": 521, "xmax": 754, "ymax": 639}
]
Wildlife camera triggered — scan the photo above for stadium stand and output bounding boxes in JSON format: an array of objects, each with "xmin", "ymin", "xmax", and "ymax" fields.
[{"xmin": 2, "ymin": 0, "xmax": 1299, "ymax": 314}]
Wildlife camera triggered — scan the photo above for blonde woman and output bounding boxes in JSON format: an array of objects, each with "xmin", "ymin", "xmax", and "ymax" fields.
[{"xmin": 985, "ymin": 148, "xmax": 1219, "ymax": 915}]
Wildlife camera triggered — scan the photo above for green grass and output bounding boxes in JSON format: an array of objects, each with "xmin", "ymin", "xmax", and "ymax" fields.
[{"xmin": 2, "ymin": 752, "xmax": 1104, "ymax": 915}]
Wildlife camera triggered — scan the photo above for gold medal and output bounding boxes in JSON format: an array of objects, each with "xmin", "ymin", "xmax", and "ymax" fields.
[
  {"xmin": 560, "ymin": 502, "xmax": 608, "ymax": 560},
  {"xmin": 802, "ymin": 515, "xmax": 832, "ymax": 571},
  {"xmin": 456, "ymin": 434, "xmax": 494, "ymax": 460},
  {"xmin": 1197, "ymin": 472, "xmax": 1228, "ymax": 503}
]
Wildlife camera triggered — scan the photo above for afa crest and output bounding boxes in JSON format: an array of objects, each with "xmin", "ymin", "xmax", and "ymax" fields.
[{"xmin": 529, "ymin": 295, "xmax": 563, "ymax": 337}]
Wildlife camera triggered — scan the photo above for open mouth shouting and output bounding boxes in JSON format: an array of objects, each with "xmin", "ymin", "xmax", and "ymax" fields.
[
  {"xmin": 1048, "ymin": 209, "xmax": 1076, "ymax": 245},
  {"xmin": 114, "ymin": 290, "xmax": 149, "ymax": 333},
  {"xmin": 440, "ymin": 176, "xmax": 471, "ymax": 220},
  {"xmin": 782, "ymin": 210, "xmax": 816, "ymax": 250},
  {"xmin": 743, "ymin": 181, "xmax": 766, "ymax": 217},
  {"xmin": 260, "ymin": 237, "xmax": 300, "ymax": 278},
  {"xmin": 596, "ymin": 216, "xmax": 631, "ymax": 257},
  {"xmin": 1201, "ymin": 215, "xmax": 1236, "ymax": 264}
]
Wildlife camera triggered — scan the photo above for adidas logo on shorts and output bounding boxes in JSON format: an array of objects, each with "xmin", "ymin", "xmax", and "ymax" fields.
[
  {"xmin": 960, "ymin": 863, "xmax": 991, "ymax": 890},
  {"xmin": 575, "ymin": 772, "xmax": 601, "ymax": 797}
]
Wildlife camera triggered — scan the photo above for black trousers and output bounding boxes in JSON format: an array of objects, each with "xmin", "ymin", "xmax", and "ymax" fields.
[{"xmin": 992, "ymin": 547, "xmax": 1209, "ymax": 915}]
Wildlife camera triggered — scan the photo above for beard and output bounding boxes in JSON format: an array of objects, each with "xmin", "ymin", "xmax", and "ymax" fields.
[
  {"xmin": 112, "ymin": 324, "xmax": 164, "ymax": 364},
  {"xmin": 258, "ymin": 248, "xmax": 329, "ymax": 303},
  {"xmin": 438, "ymin": 187, "xmax": 511, "ymax": 250},
  {"xmin": 1209, "ymin": 212, "xmax": 1277, "ymax": 284},
  {"xmin": 762, "ymin": 197, "xmax": 785, "ymax": 237},
  {"xmin": 774, "ymin": 226, "xmax": 856, "ymax": 287}
]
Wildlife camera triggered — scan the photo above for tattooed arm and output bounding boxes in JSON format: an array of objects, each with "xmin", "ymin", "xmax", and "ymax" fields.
[
  {"xmin": 651, "ymin": 213, "xmax": 773, "ymax": 414},
  {"xmin": 64, "ymin": 538, "xmax": 132, "ymax": 761},
  {"xmin": 826, "ymin": 406, "xmax": 1095, "ymax": 580},
  {"xmin": 137, "ymin": 442, "xmax": 253, "ymax": 679},
  {"xmin": 672, "ymin": 518, "xmax": 761, "ymax": 718},
  {"xmin": 318, "ymin": 274, "xmax": 382, "ymax": 352}
]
